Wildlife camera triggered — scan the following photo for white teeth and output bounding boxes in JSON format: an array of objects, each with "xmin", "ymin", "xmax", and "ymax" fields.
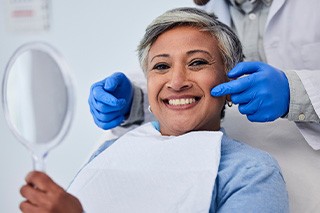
[{"xmin": 168, "ymin": 98, "xmax": 196, "ymax": 106}]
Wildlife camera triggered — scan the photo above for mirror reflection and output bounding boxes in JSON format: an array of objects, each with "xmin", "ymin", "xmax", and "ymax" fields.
[{"xmin": 2, "ymin": 42, "xmax": 74, "ymax": 171}]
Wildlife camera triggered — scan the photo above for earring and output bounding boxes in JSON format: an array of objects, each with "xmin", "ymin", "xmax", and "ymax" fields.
[
  {"xmin": 148, "ymin": 105, "xmax": 152, "ymax": 112},
  {"xmin": 227, "ymin": 101, "xmax": 233, "ymax": 107}
]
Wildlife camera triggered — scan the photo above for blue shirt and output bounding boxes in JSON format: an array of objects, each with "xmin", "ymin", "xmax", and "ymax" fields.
[{"xmin": 87, "ymin": 122, "xmax": 289, "ymax": 212}]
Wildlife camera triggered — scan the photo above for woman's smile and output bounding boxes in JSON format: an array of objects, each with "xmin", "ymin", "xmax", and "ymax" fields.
[{"xmin": 162, "ymin": 95, "xmax": 200, "ymax": 108}]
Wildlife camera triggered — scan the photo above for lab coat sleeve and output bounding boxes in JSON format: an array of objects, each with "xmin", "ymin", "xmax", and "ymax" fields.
[
  {"xmin": 110, "ymin": 84, "xmax": 155, "ymax": 138},
  {"xmin": 295, "ymin": 70, "xmax": 320, "ymax": 122},
  {"xmin": 281, "ymin": 70, "xmax": 320, "ymax": 150},
  {"xmin": 109, "ymin": 84, "xmax": 144, "ymax": 137},
  {"xmin": 284, "ymin": 70, "xmax": 320, "ymax": 123},
  {"xmin": 295, "ymin": 70, "xmax": 320, "ymax": 150},
  {"xmin": 120, "ymin": 84, "xmax": 144, "ymax": 127}
]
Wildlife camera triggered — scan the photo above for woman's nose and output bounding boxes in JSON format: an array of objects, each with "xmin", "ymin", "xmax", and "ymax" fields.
[{"xmin": 166, "ymin": 67, "xmax": 192, "ymax": 91}]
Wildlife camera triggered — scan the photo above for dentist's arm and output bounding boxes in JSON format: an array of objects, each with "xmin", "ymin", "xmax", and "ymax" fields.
[{"xmin": 211, "ymin": 62, "xmax": 290, "ymax": 122}]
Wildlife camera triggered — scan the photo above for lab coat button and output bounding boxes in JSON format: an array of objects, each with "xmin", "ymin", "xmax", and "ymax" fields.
[
  {"xmin": 298, "ymin": 113, "xmax": 306, "ymax": 121},
  {"xmin": 249, "ymin": 13, "xmax": 256, "ymax": 20}
]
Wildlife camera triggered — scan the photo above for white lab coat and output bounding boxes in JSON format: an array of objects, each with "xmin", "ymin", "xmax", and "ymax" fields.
[{"xmin": 200, "ymin": 0, "xmax": 320, "ymax": 150}]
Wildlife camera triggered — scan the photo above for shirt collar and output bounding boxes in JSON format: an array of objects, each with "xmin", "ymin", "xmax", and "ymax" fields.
[{"xmin": 227, "ymin": 0, "xmax": 272, "ymax": 14}]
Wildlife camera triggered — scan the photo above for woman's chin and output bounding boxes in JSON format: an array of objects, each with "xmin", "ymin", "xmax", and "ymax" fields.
[{"xmin": 160, "ymin": 123, "xmax": 195, "ymax": 136}]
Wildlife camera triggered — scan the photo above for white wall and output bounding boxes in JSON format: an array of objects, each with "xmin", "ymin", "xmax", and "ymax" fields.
[{"xmin": 0, "ymin": 1, "xmax": 194, "ymax": 212}]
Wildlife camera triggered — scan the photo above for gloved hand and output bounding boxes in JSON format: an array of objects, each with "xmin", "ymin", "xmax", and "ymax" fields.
[
  {"xmin": 211, "ymin": 62, "xmax": 290, "ymax": 122},
  {"xmin": 88, "ymin": 72, "xmax": 133, "ymax": 130}
]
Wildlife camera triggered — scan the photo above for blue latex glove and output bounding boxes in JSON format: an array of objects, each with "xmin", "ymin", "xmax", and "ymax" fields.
[
  {"xmin": 88, "ymin": 72, "xmax": 133, "ymax": 130},
  {"xmin": 211, "ymin": 62, "xmax": 290, "ymax": 122}
]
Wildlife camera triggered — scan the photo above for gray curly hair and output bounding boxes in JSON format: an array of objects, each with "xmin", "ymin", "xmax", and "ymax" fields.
[{"xmin": 137, "ymin": 7, "xmax": 244, "ymax": 75}]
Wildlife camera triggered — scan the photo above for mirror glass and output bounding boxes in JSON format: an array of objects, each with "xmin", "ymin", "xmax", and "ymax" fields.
[{"xmin": 2, "ymin": 42, "xmax": 74, "ymax": 171}]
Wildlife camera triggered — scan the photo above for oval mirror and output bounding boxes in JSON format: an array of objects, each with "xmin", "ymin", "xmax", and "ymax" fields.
[{"xmin": 2, "ymin": 42, "xmax": 74, "ymax": 171}]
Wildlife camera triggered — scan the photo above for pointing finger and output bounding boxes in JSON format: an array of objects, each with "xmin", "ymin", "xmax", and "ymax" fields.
[
  {"xmin": 92, "ymin": 86, "xmax": 126, "ymax": 107},
  {"xmin": 211, "ymin": 75, "xmax": 254, "ymax": 96},
  {"xmin": 104, "ymin": 72, "xmax": 127, "ymax": 91},
  {"xmin": 228, "ymin": 62, "xmax": 265, "ymax": 78}
]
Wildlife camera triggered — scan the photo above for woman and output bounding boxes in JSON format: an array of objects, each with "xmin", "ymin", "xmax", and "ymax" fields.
[{"xmin": 19, "ymin": 8, "xmax": 288, "ymax": 213}]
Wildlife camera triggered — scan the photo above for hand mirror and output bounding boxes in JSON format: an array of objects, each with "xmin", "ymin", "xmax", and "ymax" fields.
[{"xmin": 2, "ymin": 42, "xmax": 74, "ymax": 171}]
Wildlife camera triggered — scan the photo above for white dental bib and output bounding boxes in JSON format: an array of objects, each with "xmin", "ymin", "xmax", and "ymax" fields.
[{"xmin": 68, "ymin": 123, "xmax": 222, "ymax": 213}]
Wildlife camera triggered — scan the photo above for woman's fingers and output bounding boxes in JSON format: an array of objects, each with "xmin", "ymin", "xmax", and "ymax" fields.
[
  {"xmin": 20, "ymin": 184, "xmax": 48, "ymax": 206},
  {"xmin": 25, "ymin": 171, "xmax": 63, "ymax": 192},
  {"xmin": 20, "ymin": 171, "xmax": 84, "ymax": 213},
  {"xmin": 21, "ymin": 171, "xmax": 64, "ymax": 208},
  {"xmin": 19, "ymin": 200, "xmax": 40, "ymax": 213}
]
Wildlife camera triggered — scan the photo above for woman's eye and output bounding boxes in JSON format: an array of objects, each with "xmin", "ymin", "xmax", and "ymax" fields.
[
  {"xmin": 153, "ymin": 63, "xmax": 170, "ymax": 70},
  {"xmin": 189, "ymin": 60, "xmax": 209, "ymax": 67}
]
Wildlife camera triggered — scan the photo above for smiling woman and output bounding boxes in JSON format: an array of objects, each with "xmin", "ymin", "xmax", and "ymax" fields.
[
  {"xmin": 146, "ymin": 26, "xmax": 226, "ymax": 136},
  {"xmin": 138, "ymin": 7, "xmax": 244, "ymax": 137},
  {"xmin": 19, "ymin": 8, "xmax": 289, "ymax": 213}
]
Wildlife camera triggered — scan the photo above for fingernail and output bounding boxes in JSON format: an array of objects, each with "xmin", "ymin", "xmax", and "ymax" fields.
[
  {"xmin": 104, "ymin": 81, "xmax": 113, "ymax": 90},
  {"xmin": 227, "ymin": 71, "xmax": 235, "ymax": 78},
  {"xmin": 104, "ymin": 79, "xmax": 116, "ymax": 91}
]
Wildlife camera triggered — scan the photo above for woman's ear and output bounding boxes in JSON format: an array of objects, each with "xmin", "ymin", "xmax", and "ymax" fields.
[{"xmin": 226, "ymin": 94, "xmax": 231, "ymax": 102}]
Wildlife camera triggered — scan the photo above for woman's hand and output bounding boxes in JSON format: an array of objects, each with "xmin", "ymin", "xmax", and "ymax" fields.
[{"xmin": 20, "ymin": 171, "xmax": 83, "ymax": 213}]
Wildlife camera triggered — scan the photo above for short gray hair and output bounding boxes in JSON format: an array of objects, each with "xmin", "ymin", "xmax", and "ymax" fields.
[{"xmin": 137, "ymin": 7, "xmax": 244, "ymax": 75}]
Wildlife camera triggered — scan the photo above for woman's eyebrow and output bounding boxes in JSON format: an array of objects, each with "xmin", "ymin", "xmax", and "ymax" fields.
[
  {"xmin": 150, "ymin": 50, "xmax": 213, "ymax": 62},
  {"xmin": 150, "ymin": 54, "xmax": 170, "ymax": 62},
  {"xmin": 187, "ymin": 49, "xmax": 213, "ymax": 58}
]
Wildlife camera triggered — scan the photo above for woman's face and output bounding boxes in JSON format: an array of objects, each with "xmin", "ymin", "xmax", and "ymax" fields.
[{"xmin": 147, "ymin": 26, "xmax": 227, "ymax": 136}]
